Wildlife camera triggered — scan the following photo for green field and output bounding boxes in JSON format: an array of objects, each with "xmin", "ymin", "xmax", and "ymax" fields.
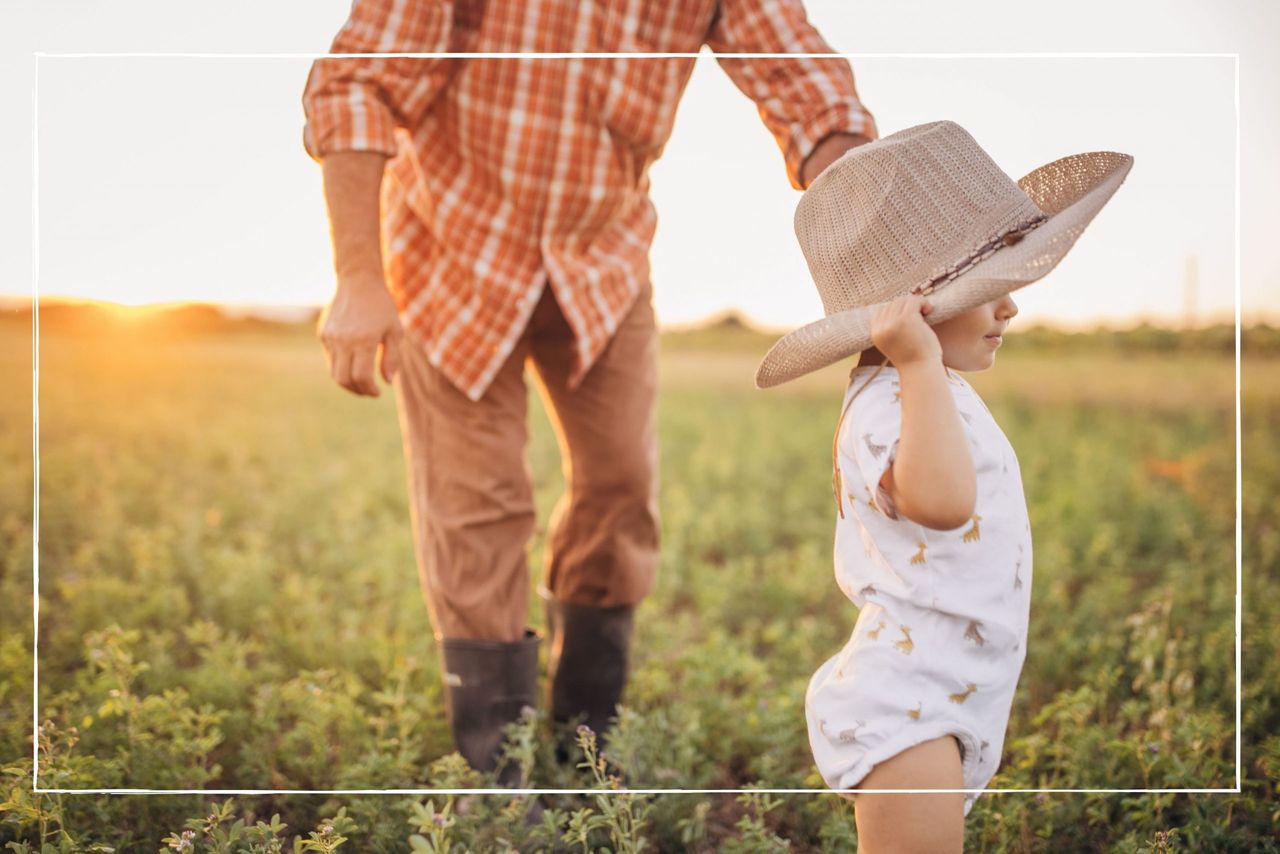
[{"xmin": 2, "ymin": 319, "xmax": 1277, "ymax": 852}]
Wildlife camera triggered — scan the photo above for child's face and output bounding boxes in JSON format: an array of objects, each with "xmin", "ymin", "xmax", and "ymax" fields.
[{"xmin": 932, "ymin": 294, "xmax": 1019, "ymax": 372}]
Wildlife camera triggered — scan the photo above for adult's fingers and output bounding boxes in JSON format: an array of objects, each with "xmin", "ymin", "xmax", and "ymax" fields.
[
  {"xmin": 318, "ymin": 335, "xmax": 336, "ymax": 377},
  {"xmin": 330, "ymin": 344, "xmax": 353, "ymax": 392},
  {"xmin": 381, "ymin": 329, "xmax": 402, "ymax": 384},
  {"xmin": 349, "ymin": 345, "xmax": 380, "ymax": 396}
]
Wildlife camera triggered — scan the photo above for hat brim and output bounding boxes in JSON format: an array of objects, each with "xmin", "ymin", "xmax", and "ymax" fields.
[{"xmin": 755, "ymin": 150, "xmax": 1134, "ymax": 389}]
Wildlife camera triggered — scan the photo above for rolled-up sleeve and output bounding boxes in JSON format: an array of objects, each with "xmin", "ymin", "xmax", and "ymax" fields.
[
  {"xmin": 706, "ymin": 0, "xmax": 877, "ymax": 189},
  {"xmin": 302, "ymin": 0, "xmax": 455, "ymax": 161}
]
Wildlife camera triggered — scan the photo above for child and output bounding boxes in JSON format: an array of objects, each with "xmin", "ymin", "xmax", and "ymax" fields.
[{"xmin": 754, "ymin": 120, "xmax": 1132, "ymax": 852}]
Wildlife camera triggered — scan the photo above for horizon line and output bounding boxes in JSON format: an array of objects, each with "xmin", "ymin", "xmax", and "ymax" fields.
[{"xmin": 2, "ymin": 294, "xmax": 1263, "ymax": 334}]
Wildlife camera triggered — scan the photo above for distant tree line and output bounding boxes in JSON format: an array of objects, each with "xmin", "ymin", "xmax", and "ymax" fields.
[
  {"xmin": 1009, "ymin": 322, "xmax": 1278, "ymax": 355},
  {"xmin": 5, "ymin": 303, "xmax": 1279, "ymax": 354}
]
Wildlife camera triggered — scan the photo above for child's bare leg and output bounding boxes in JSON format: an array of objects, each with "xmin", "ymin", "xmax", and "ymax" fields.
[{"xmin": 852, "ymin": 735, "xmax": 966, "ymax": 854}]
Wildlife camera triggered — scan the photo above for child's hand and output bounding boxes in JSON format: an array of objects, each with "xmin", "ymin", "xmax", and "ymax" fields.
[{"xmin": 870, "ymin": 295, "xmax": 941, "ymax": 367}]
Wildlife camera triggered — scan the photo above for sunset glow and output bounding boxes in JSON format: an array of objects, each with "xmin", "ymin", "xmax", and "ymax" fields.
[{"xmin": 8, "ymin": 3, "xmax": 1276, "ymax": 330}]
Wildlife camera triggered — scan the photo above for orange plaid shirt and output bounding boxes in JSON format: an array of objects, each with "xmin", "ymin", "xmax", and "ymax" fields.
[{"xmin": 303, "ymin": 0, "xmax": 876, "ymax": 400}]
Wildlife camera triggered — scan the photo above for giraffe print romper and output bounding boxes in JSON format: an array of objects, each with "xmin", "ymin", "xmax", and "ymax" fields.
[{"xmin": 806, "ymin": 365, "xmax": 1033, "ymax": 816}]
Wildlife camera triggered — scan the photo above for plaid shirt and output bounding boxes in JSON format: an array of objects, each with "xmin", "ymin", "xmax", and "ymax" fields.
[{"xmin": 303, "ymin": 0, "xmax": 876, "ymax": 400}]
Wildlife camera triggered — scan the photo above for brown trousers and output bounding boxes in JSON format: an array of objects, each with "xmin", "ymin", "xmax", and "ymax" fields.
[{"xmin": 392, "ymin": 282, "xmax": 660, "ymax": 642}]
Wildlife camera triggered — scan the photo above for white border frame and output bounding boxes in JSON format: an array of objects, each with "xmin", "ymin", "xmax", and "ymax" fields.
[{"xmin": 30, "ymin": 50, "xmax": 1243, "ymax": 799}]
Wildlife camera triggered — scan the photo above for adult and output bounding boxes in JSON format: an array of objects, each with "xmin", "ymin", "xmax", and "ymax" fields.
[{"xmin": 302, "ymin": 0, "xmax": 875, "ymax": 777}]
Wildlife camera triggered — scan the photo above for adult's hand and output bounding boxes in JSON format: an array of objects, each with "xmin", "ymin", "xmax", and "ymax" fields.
[
  {"xmin": 316, "ymin": 151, "xmax": 399, "ymax": 397},
  {"xmin": 317, "ymin": 270, "xmax": 403, "ymax": 397},
  {"xmin": 800, "ymin": 132, "xmax": 872, "ymax": 189}
]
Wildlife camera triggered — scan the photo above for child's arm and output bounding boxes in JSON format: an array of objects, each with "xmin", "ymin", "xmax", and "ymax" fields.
[{"xmin": 871, "ymin": 295, "xmax": 976, "ymax": 530}]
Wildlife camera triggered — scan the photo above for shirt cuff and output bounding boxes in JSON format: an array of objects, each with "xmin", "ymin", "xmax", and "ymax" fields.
[{"xmin": 303, "ymin": 93, "xmax": 402, "ymax": 162}]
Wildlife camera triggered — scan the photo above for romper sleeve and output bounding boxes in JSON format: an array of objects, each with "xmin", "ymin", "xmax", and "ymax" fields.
[
  {"xmin": 838, "ymin": 376, "xmax": 902, "ymax": 520},
  {"xmin": 705, "ymin": 0, "xmax": 878, "ymax": 189},
  {"xmin": 301, "ymin": 0, "xmax": 456, "ymax": 161}
]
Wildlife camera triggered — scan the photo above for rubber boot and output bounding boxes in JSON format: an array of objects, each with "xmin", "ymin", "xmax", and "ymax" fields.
[
  {"xmin": 543, "ymin": 590, "xmax": 635, "ymax": 748},
  {"xmin": 439, "ymin": 629, "xmax": 540, "ymax": 786}
]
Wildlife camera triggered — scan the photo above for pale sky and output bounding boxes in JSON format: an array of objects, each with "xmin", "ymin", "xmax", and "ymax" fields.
[{"xmin": 3, "ymin": 0, "xmax": 1277, "ymax": 330}]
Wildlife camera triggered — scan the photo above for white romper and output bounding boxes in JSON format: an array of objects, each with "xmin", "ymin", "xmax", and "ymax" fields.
[{"xmin": 806, "ymin": 365, "xmax": 1033, "ymax": 816}]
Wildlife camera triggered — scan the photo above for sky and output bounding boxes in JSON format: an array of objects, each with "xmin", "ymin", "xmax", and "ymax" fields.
[{"xmin": 3, "ymin": 0, "xmax": 1277, "ymax": 331}]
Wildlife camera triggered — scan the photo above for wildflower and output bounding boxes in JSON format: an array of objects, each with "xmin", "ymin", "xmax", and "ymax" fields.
[
  {"xmin": 1146, "ymin": 742, "xmax": 1160, "ymax": 755},
  {"xmin": 432, "ymin": 814, "xmax": 449, "ymax": 828},
  {"xmin": 167, "ymin": 829, "xmax": 196, "ymax": 852},
  {"xmin": 322, "ymin": 824, "xmax": 334, "ymax": 834}
]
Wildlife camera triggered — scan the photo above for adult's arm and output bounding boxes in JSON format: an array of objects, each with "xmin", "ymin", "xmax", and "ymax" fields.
[
  {"xmin": 315, "ymin": 151, "xmax": 402, "ymax": 398},
  {"xmin": 705, "ymin": 0, "xmax": 878, "ymax": 190},
  {"xmin": 302, "ymin": 0, "xmax": 455, "ymax": 396}
]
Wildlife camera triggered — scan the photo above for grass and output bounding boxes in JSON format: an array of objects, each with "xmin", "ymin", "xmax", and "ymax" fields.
[{"xmin": 0, "ymin": 320, "xmax": 1276, "ymax": 852}]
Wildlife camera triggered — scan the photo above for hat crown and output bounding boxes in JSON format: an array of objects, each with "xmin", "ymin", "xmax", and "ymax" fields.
[{"xmin": 796, "ymin": 120, "xmax": 1045, "ymax": 315}]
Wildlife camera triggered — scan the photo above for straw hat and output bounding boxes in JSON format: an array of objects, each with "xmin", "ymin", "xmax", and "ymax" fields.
[{"xmin": 755, "ymin": 120, "xmax": 1133, "ymax": 388}]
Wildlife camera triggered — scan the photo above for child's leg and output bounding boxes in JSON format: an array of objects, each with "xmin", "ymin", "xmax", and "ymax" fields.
[{"xmin": 852, "ymin": 735, "xmax": 966, "ymax": 854}]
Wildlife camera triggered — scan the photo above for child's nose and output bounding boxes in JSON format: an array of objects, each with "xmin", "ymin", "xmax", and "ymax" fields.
[{"xmin": 996, "ymin": 295, "xmax": 1019, "ymax": 320}]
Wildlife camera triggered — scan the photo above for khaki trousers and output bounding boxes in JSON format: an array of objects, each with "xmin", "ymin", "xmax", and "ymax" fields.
[{"xmin": 392, "ymin": 282, "xmax": 660, "ymax": 642}]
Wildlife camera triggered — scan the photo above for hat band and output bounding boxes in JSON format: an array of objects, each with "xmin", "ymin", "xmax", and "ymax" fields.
[{"xmin": 913, "ymin": 214, "xmax": 1050, "ymax": 297}]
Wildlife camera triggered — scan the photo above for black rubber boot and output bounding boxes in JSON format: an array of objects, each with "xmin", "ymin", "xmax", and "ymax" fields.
[
  {"xmin": 543, "ymin": 591, "xmax": 635, "ymax": 746},
  {"xmin": 439, "ymin": 630, "xmax": 540, "ymax": 786}
]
